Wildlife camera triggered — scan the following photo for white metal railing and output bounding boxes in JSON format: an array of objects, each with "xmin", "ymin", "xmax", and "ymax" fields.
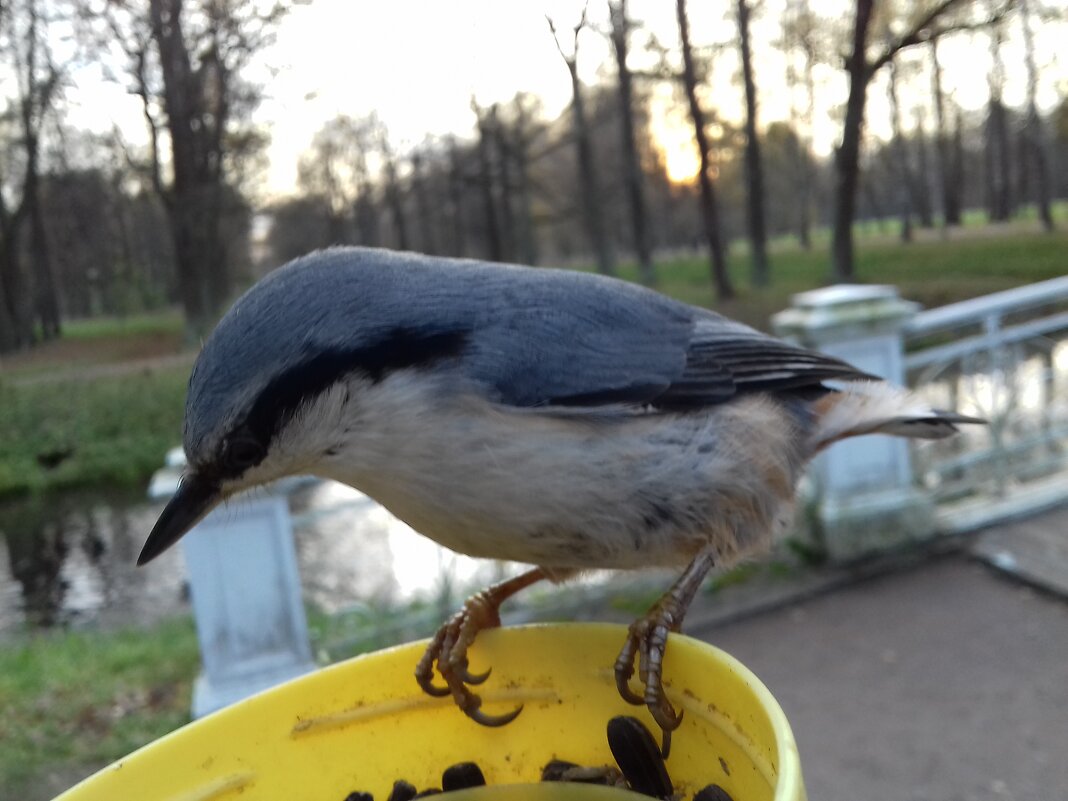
[{"xmin": 903, "ymin": 276, "xmax": 1068, "ymax": 530}]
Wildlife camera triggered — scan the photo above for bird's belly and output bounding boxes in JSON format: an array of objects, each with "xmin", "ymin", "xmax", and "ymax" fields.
[{"xmin": 330, "ymin": 392, "xmax": 804, "ymax": 571}]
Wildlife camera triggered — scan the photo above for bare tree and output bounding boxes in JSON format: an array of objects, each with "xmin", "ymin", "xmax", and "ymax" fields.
[
  {"xmin": 87, "ymin": 0, "xmax": 285, "ymax": 338},
  {"xmin": 608, "ymin": 0, "xmax": 655, "ymax": 285},
  {"xmin": 446, "ymin": 137, "xmax": 468, "ymax": 257},
  {"xmin": 0, "ymin": 0, "xmax": 64, "ymax": 351},
  {"xmin": 298, "ymin": 117, "xmax": 356, "ymax": 244},
  {"xmin": 410, "ymin": 149, "xmax": 438, "ymax": 254},
  {"xmin": 831, "ymin": 0, "xmax": 993, "ymax": 280},
  {"xmin": 489, "ymin": 105, "xmax": 518, "ymax": 261},
  {"xmin": 508, "ymin": 94, "xmax": 542, "ymax": 266},
  {"xmin": 267, "ymin": 195, "xmax": 334, "ymax": 265},
  {"xmin": 985, "ymin": 8, "xmax": 1014, "ymax": 221},
  {"xmin": 18, "ymin": 0, "xmax": 60, "ymax": 339},
  {"xmin": 887, "ymin": 53, "xmax": 914, "ymax": 242},
  {"xmin": 676, "ymin": 0, "xmax": 733, "ymax": 300},
  {"xmin": 782, "ymin": 0, "xmax": 819, "ymax": 249},
  {"xmin": 472, "ymin": 100, "xmax": 504, "ymax": 262},
  {"xmin": 377, "ymin": 129, "xmax": 410, "ymax": 251},
  {"xmin": 1019, "ymin": 0, "xmax": 1054, "ymax": 230},
  {"xmin": 735, "ymin": 0, "xmax": 770, "ymax": 287},
  {"xmin": 911, "ymin": 106, "xmax": 935, "ymax": 227},
  {"xmin": 547, "ymin": 8, "xmax": 615, "ymax": 275},
  {"xmin": 929, "ymin": 37, "xmax": 963, "ymax": 226}
]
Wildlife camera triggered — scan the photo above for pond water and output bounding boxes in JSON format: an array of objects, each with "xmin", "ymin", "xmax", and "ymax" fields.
[{"xmin": 0, "ymin": 480, "xmax": 511, "ymax": 635}]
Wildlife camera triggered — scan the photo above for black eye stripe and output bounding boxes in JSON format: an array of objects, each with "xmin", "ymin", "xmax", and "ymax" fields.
[{"xmin": 219, "ymin": 327, "xmax": 469, "ymax": 471}]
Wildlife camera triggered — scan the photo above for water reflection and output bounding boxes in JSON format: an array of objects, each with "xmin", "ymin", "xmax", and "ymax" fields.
[
  {"xmin": 289, "ymin": 480, "xmax": 514, "ymax": 613},
  {"xmin": 0, "ymin": 489, "xmax": 188, "ymax": 633},
  {"xmin": 0, "ymin": 479, "xmax": 518, "ymax": 635}
]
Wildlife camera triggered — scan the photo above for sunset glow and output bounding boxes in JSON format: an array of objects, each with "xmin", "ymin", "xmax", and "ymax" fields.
[{"xmin": 648, "ymin": 88, "xmax": 702, "ymax": 185}]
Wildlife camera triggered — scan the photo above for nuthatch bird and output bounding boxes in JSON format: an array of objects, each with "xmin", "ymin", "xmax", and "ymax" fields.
[{"xmin": 140, "ymin": 247, "xmax": 981, "ymax": 737}]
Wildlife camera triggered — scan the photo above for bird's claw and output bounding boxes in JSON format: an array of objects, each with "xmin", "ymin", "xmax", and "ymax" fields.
[
  {"xmin": 614, "ymin": 607, "xmax": 685, "ymax": 741},
  {"xmin": 465, "ymin": 699, "xmax": 524, "ymax": 727},
  {"xmin": 614, "ymin": 646, "xmax": 645, "ymax": 705},
  {"xmin": 414, "ymin": 592, "xmax": 522, "ymax": 727},
  {"xmin": 459, "ymin": 662, "xmax": 492, "ymax": 686}
]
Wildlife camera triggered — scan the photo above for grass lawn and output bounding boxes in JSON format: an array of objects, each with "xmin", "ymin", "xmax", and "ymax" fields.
[
  {"xmin": 0, "ymin": 365, "xmax": 188, "ymax": 499},
  {"xmin": 0, "ymin": 617, "xmax": 199, "ymax": 801},
  {"xmin": 616, "ymin": 225, "xmax": 1068, "ymax": 329}
]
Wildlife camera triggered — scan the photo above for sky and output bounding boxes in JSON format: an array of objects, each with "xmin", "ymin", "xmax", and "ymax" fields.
[{"xmin": 65, "ymin": 0, "xmax": 1066, "ymax": 198}]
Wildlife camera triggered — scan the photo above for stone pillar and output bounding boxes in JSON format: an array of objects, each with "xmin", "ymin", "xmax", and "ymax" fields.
[
  {"xmin": 149, "ymin": 450, "xmax": 316, "ymax": 717},
  {"xmin": 773, "ymin": 285, "xmax": 935, "ymax": 560}
]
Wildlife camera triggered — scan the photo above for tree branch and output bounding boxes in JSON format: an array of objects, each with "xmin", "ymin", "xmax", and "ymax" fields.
[
  {"xmin": 546, "ymin": 0, "xmax": 589, "ymax": 67},
  {"xmin": 869, "ymin": 0, "xmax": 1009, "ymax": 75},
  {"xmin": 132, "ymin": 43, "xmax": 170, "ymax": 207}
]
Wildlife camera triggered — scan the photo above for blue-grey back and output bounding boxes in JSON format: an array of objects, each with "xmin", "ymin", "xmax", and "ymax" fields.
[
  {"xmin": 186, "ymin": 248, "xmax": 693, "ymax": 451},
  {"xmin": 184, "ymin": 247, "xmax": 866, "ymax": 460}
]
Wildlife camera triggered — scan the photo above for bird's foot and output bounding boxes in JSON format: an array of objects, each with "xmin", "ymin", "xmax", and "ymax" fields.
[
  {"xmin": 613, "ymin": 548, "xmax": 717, "ymax": 754},
  {"xmin": 613, "ymin": 596, "xmax": 686, "ymax": 737},
  {"xmin": 414, "ymin": 589, "xmax": 520, "ymax": 726},
  {"xmin": 415, "ymin": 568, "xmax": 549, "ymax": 726}
]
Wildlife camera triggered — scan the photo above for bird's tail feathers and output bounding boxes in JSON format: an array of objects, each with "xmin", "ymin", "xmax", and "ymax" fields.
[{"xmin": 810, "ymin": 381, "xmax": 986, "ymax": 451}]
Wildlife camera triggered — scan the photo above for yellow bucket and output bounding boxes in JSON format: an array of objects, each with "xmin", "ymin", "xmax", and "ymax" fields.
[{"xmin": 54, "ymin": 624, "xmax": 806, "ymax": 801}]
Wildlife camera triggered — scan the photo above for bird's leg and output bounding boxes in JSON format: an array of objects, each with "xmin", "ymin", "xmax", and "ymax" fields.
[
  {"xmin": 415, "ymin": 566, "xmax": 550, "ymax": 726},
  {"xmin": 615, "ymin": 549, "xmax": 717, "ymax": 741}
]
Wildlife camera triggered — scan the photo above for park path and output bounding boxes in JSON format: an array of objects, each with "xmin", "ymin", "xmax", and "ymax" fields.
[
  {"xmin": 5, "ymin": 352, "xmax": 195, "ymax": 386},
  {"xmin": 692, "ymin": 543, "xmax": 1068, "ymax": 801}
]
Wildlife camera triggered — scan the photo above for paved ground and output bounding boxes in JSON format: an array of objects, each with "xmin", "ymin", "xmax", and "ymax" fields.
[{"xmin": 692, "ymin": 552, "xmax": 1068, "ymax": 801}]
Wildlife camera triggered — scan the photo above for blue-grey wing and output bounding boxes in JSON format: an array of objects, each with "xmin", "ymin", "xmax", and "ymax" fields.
[{"xmin": 459, "ymin": 269, "xmax": 869, "ymax": 409}]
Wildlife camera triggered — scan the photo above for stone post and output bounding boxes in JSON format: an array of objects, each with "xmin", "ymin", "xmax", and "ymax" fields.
[
  {"xmin": 773, "ymin": 285, "xmax": 935, "ymax": 560},
  {"xmin": 149, "ymin": 449, "xmax": 316, "ymax": 717}
]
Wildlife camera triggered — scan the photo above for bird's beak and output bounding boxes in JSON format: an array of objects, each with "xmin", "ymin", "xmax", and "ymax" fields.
[{"xmin": 138, "ymin": 472, "xmax": 221, "ymax": 566}]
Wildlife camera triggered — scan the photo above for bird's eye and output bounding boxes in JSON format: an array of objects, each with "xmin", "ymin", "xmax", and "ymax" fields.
[{"xmin": 222, "ymin": 435, "xmax": 265, "ymax": 473}]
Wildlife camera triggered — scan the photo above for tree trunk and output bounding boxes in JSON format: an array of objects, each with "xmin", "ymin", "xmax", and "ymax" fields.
[
  {"xmin": 831, "ymin": 0, "xmax": 875, "ymax": 282},
  {"xmin": 18, "ymin": 0, "xmax": 61, "ymax": 340},
  {"xmin": 149, "ymin": 0, "xmax": 229, "ymax": 338},
  {"xmin": 382, "ymin": 153, "xmax": 409, "ymax": 251},
  {"xmin": 490, "ymin": 106, "xmax": 517, "ymax": 262},
  {"xmin": 929, "ymin": 37, "xmax": 961, "ymax": 227},
  {"xmin": 912, "ymin": 110, "xmax": 934, "ymax": 228},
  {"xmin": 353, "ymin": 182, "xmax": 379, "ymax": 248},
  {"xmin": 1019, "ymin": 0, "xmax": 1054, "ymax": 231},
  {"xmin": 948, "ymin": 108, "xmax": 965, "ymax": 222},
  {"xmin": 167, "ymin": 187, "xmax": 222, "ymax": 335},
  {"xmin": 0, "ymin": 272, "xmax": 15, "ymax": 351},
  {"xmin": 609, "ymin": 0, "xmax": 655, "ymax": 285},
  {"xmin": 0, "ymin": 195, "xmax": 33, "ymax": 349},
  {"xmin": 474, "ymin": 107, "xmax": 504, "ymax": 262},
  {"xmin": 676, "ymin": 0, "xmax": 733, "ymax": 300},
  {"xmin": 511, "ymin": 100, "xmax": 539, "ymax": 266},
  {"xmin": 887, "ymin": 55, "xmax": 913, "ymax": 243},
  {"xmin": 25, "ymin": 160, "xmax": 59, "ymax": 338},
  {"xmin": 410, "ymin": 152, "xmax": 438, "ymax": 254},
  {"xmin": 0, "ymin": 197, "xmax": 21, "ymax": 351},
  {"xmin": 568, "ymin": 61, "xmax": 615, "ymax": 275},
  {"xmin": 447, "ymin": 140, "xmax": 468, "ymax": 257},
  {"xmin": 785, "ymin": 0, "xmax": 816, "ymax": 250},
  {"xmin": 985, "ymin": 18, "xmax": 1013, "ymax": 222},
  {"xmin": 736, "ymin": 0, "xmax": 770, "ymax": 287},
  {"xmin": 985, "ymin": 98, "xmax": 1013, "ymax": 221}
]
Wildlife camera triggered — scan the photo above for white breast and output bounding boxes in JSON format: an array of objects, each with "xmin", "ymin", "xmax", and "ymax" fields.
[{"xmin": 288, "ymin": 372, "xmax": 806, "ymax": 571}]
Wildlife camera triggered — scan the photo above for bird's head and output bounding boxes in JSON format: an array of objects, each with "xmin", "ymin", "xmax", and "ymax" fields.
[{"xmin": 137, "ymin": 248, "xmax": 469, "ymax": 566}]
